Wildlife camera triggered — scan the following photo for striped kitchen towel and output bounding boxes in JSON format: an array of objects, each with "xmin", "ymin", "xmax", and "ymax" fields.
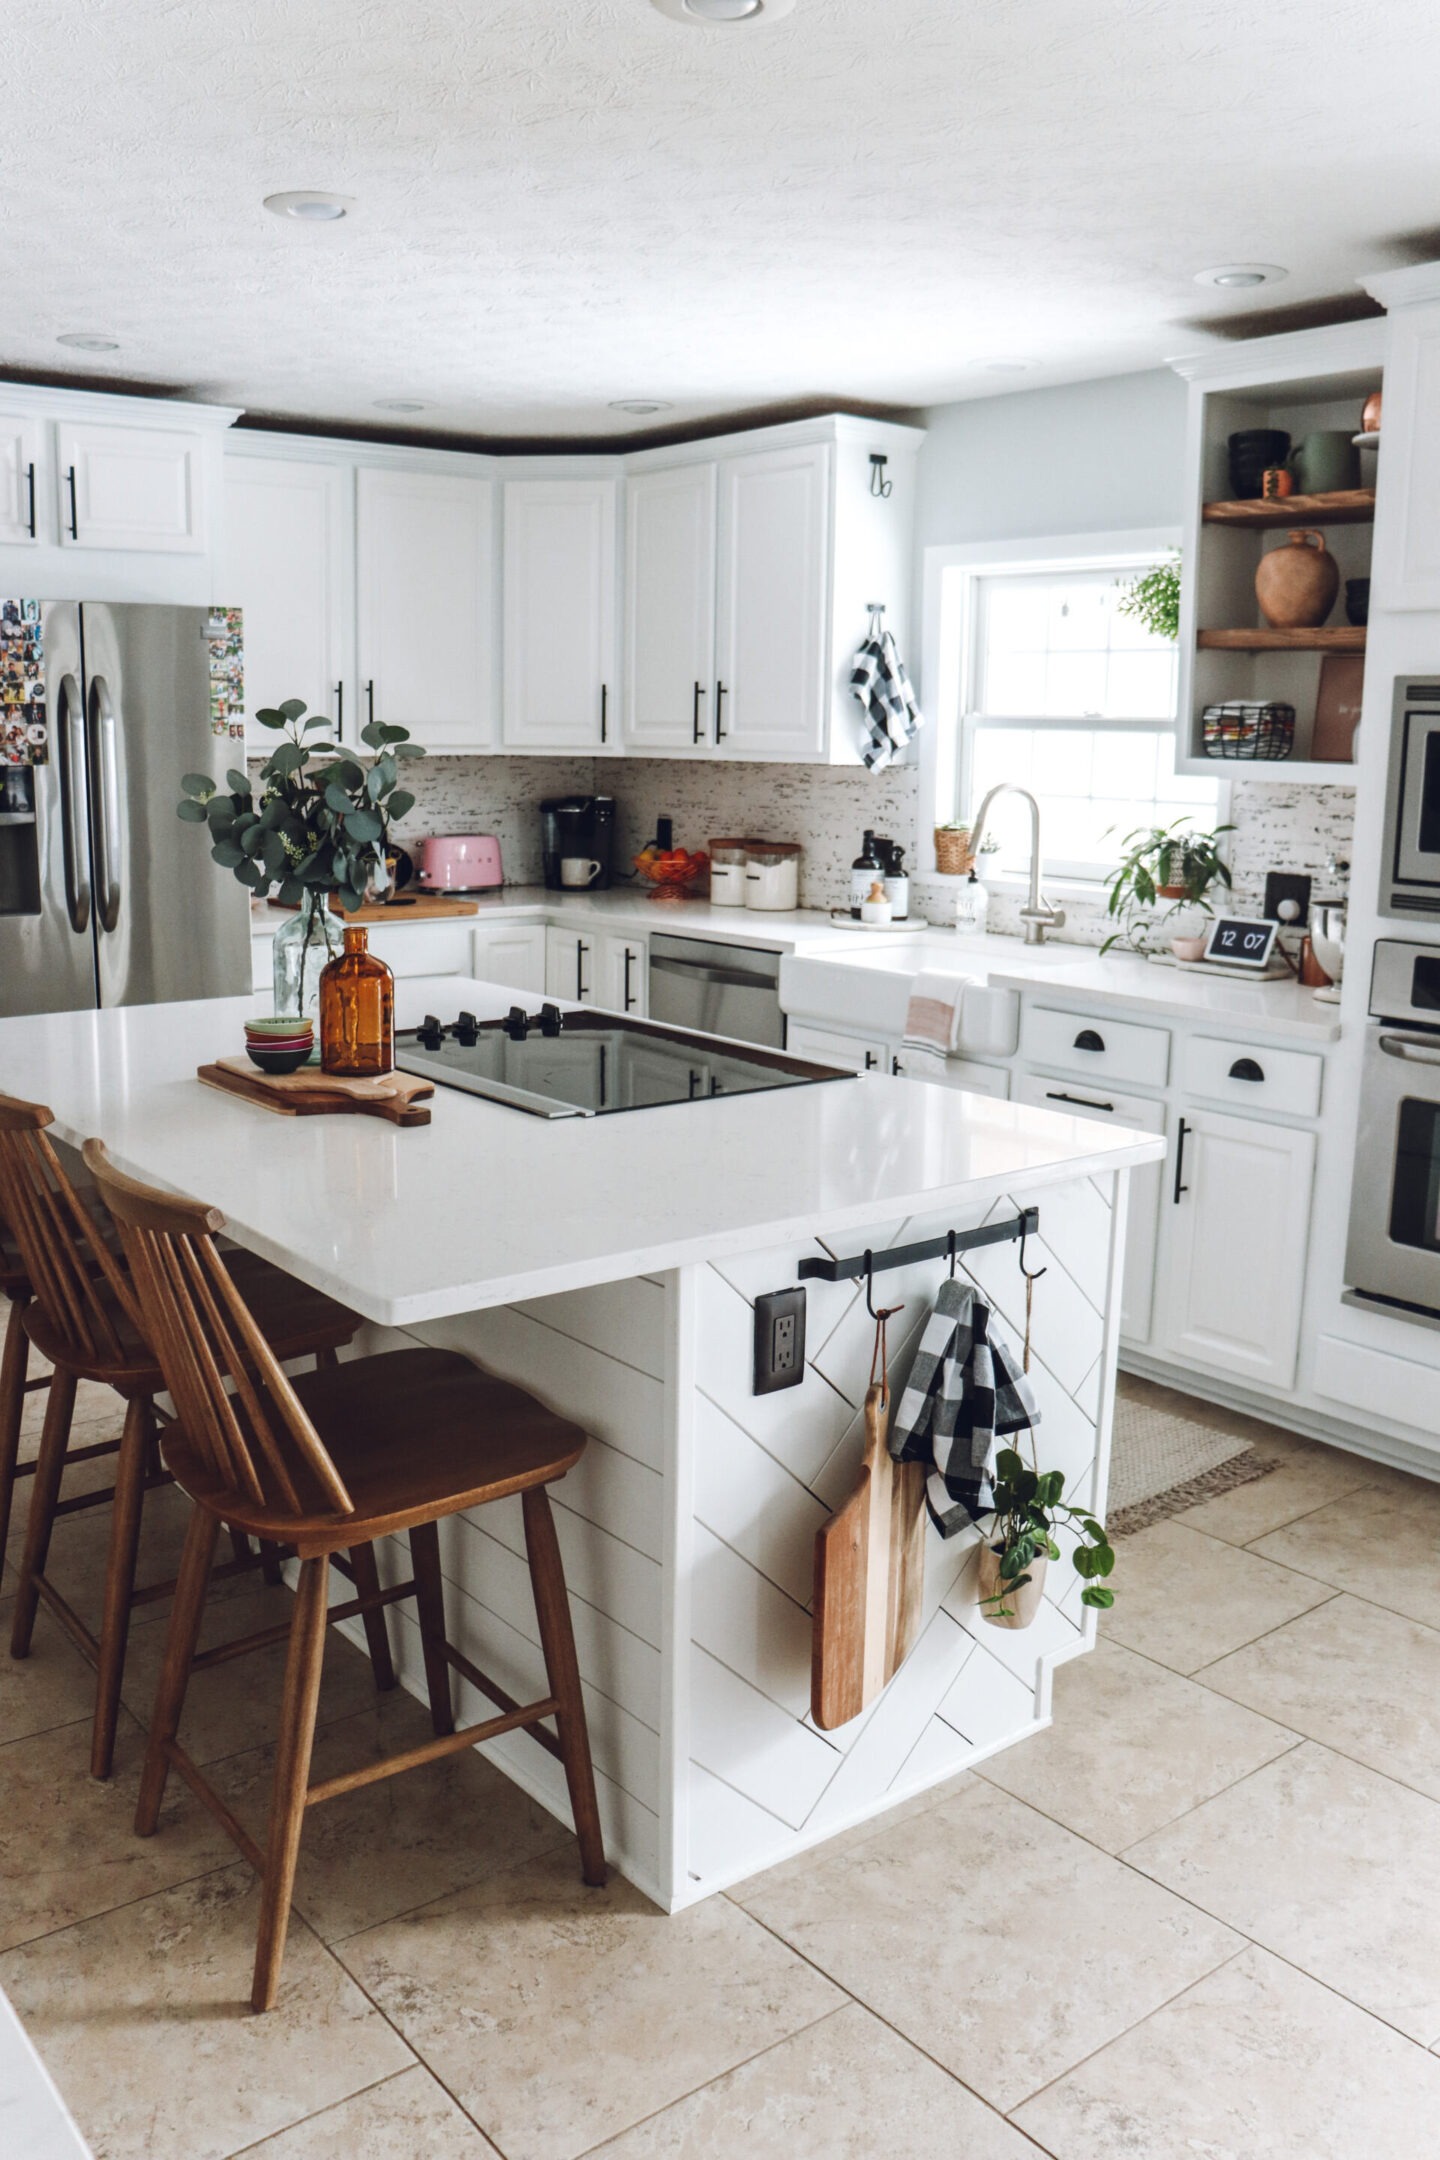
[
  {"xmin": 849, "ymin": 628, "xmax": 922, "ymax": 770},
  {"xmin": 889, "ymin": 1276, "xmax": 1040, "ymax": 1536},
  {"xmin": 901, "ymin": 971, "xmax": 973, "ymax": 1068}
]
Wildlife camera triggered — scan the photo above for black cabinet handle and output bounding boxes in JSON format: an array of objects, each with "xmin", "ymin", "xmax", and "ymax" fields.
[
  {"xmin": 366, "ymin": 679, "xmax": 375, "ymax": 727},
  {"xmin": 1046, "ymin": 1089, "xmax": 1115, "ymax": 1113},
  {"xmin": 1173, "ymin": 1117, "xmax": 1190, "ymax": 1204},
  {"xmin": 715, "ymin": 681, "xmax": 727, "ymax": 743},
  {"xmin": 65, "ymin": 465, "xmax": 78, "ymax": 541},
  {"xmin": 600, "ymin": 682, "xmax": 608, "ymax": 744},
  {"xmin": 1073, "ymin": 1028, "xmax": 1105, "ymax": 1053},
  {"xmin": 864, "ymin": 1050, "xmax": 879, "ymax": 1069},
  {"xmin": 892, "ymin": 1054, "xmax": 903, "ymax": 1074},
  {"xmin": 25, "ymin": 461, "xmax": 35, "ymax": 539},
  {"xmin": 1228, "ymin": 1056, "xmax": 1265, "ymax": 1082},
  {"xmin": 334, "ymin": 681, "xmax": 344, "ymax": 733},
  {"xmin": 623, "ymin": 947, "xmax": 635, "ymax": 1010},
  {"xmin": 577, "ymin": 940, "xmax": 589, "ymax": 1000},
  {"xmin": 692, "ymin": 679, "xmax": 705, "ymax": 744}
]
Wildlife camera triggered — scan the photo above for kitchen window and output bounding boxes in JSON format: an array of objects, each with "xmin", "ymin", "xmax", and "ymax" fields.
[{"xmin": 932, "ymin": 539, "xmax": 1218, "ymax": 885}]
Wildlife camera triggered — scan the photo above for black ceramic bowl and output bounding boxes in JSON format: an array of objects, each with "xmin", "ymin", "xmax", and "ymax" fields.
[
  {"xmin": 1345, "ymin": 578, "xmax": 1370, "ymax": 627},
  {"xmin": 246, "ymin": 1043, "xmax": 312, "ymax": 1076},
  {"xmin": 1228, "ymin": 429, "xmax": 1292, "ymax": 500}
]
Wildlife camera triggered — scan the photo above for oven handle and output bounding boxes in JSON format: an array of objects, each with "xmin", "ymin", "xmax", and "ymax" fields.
[{"xmin": 1378, "ymin": 1033, "xmax": 1440, "ymax": 1066}]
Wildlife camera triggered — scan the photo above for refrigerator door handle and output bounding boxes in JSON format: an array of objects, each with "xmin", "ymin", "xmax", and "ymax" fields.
[
  {"xmin": 89, "ymin": 674, "xmax": 122, "ymax": 934},
  {"xmin": 57, "ymin": 672, "xmax": 92, "ymax": 934}
]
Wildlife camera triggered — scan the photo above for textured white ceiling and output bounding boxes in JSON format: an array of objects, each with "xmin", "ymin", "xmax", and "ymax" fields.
[{"xmin": 3, "ymin": 0, "xmax": 1436, "ymax": 437}]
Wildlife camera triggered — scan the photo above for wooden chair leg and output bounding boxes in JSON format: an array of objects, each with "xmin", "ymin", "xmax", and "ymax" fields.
[
  {"xmin": 90, "ymin": 1396, "xmax": 154, "ymax": 1780},
  {"xmin": 9, "ymin": 1365, "xmax": 77, "ymax": 1659},
  {"xmin": 227, "ymin": 1526, "xmax": 253, "ymax": 1569},
  {"xmin": 0, "ymin": 1294, "xmax": 31, "ymax": 1600},
  {"xmin": 347, "ymin": 1542, "xmax": 396, "ymax": 1691},
  {"xmin": 409, "ymin": 1520, "xmax": 454, "ymax": 1738},
  {"xmin": 522, "ymin": 1484, "xmax": 606, "ymax": 1888},
  {"xmin": 251, "ymin": 1554, "xmax": 330, "ymax": 2014},
  {"xmin": 135, "ymin": 1508, "xmax": 220, "ymax": 1836},
  {"xmin": 258, "ymin": 1540, "xmax": 285, "ymax": 1586}
]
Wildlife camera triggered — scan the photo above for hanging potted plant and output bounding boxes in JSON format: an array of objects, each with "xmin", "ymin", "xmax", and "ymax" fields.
[
  {"xmin": 1100, "ymin": 818, "xmax": 1235, "ymax": 959},
  {"xmin": 1115, "ymin": 554, "xmax": 1181, "ymax": 643},
  {"xmin": 177, "ymin": 698, "xmax": 427, "ymax": 1016},
  {"xmin": 977, "ymin": 1448, "xmax": 1117, "ymax": 1629}
]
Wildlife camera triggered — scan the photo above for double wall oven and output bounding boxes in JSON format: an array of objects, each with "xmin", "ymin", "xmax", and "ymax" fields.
[
  {"xmin": 1381, "ymin": 678, "xmax": 1440, "ymax": 916},
  {"xmin": 1347, "ymin": 940, "xmax": 1440, "ymax": 1319}
]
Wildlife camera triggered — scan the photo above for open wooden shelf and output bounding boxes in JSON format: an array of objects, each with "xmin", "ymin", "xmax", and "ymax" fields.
[
  {"xmin": 1196, "ymin": 626, "xmax": 1366, "ymax": 653},
  {"xmin": 1202, "ymin": 488, "xmax": 1376, "ymax": 528}
]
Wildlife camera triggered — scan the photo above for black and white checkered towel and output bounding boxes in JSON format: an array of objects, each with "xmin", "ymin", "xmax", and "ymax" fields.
[
  {"xmin": 849, "ymin": 629, "xmax": 922, "ymax": 770},
  {"xmin": 888, "ymin": 1277, "xmax": 1040, "ymax": 1537}
]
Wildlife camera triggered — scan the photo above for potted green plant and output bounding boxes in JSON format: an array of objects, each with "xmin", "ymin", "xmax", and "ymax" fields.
[
  {"xmin": 177, "ymin": 698, "xmax": 427, "ymax": 1014},
  {"xmin": 1101, "ymin": 818, "xmax": 1235, "ymax": 957},
  {"xmin": 976, "ymin": 1447, "xmax": 1117, "ymax": 1629},
  {"xmin": 1116, "ymin": 554, "xmax": 1181, "ymax": 642}
]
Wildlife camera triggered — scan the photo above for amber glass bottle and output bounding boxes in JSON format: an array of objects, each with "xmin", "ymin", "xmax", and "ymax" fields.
[{"xmin": 319, "ymin": 926, "xmax": 394, "ymax": 1078}]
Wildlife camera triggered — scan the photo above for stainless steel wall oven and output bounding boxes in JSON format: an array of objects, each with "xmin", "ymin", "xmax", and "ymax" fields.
[{"xmin": 1347, "ymin": 939, "xmax": 1440, "ymax": 1320}]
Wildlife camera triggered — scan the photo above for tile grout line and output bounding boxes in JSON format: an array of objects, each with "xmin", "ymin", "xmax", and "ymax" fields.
[{"xmin": 219, "ymin": 2068, "xmax": 475, "ymax": 2160}]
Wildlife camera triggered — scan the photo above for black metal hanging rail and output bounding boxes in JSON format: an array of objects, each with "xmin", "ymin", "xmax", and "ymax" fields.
[{"xmin": 798, "ymin": 1207, "xmax": 1039, "ymax": 1285}]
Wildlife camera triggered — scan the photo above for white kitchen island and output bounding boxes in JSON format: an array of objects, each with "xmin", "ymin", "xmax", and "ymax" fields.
[{"xmin": 0, "ymin": 979, "xmax": 1163, "ymax": 1909}]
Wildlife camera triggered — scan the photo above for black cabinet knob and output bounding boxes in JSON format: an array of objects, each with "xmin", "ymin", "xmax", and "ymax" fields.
[
  {"xmin": 1228, "ymin": 1056, "xmax": 1265, "ymax": 1082},
  {"xmin": 1073, "ymin": 1028, "xmax": 1105, "ymax": 1053}
]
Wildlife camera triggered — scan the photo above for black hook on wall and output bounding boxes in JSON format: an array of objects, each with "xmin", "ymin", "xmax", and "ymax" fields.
[{"xmin": 869, "ymin": 453, "xmax": 892, "ymax": 498}]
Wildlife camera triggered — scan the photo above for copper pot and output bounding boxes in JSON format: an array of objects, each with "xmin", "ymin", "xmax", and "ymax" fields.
[
  {"xmin": 1361, "ymin": 389, "xmax": 1382, "ymax": 434},
  {"xmin": 1255, "ymin": 530, "xmax": 1339, "ymax": 629}
]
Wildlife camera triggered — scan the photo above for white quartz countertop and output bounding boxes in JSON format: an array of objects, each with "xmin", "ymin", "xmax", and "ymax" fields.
[
  {"xmin": 0, "ymin": 979, "xmax": 1164, "ymax": 1328},
  {"xmin": 250, "ymin": 886, "xmax": 873, "ymax": 954}
]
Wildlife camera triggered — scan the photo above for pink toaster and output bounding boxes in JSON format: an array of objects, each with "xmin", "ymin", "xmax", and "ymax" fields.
[{"xmin": 416, "ymin": 833, "xmax": 503, "ymax": 891}]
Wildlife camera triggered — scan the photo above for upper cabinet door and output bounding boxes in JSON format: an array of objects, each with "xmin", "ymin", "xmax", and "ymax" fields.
[
  {"xmin": 0, "ymin": 414, "xmax": 42, "ymax": 546},
  {"xmin": 356, "ymin": 467, "xmax": 495, "ymax": 750},
  {"xmin": 624, "ymin": 463, "xmax": 716, "ymax": 751},
  {"xmin": 56, "ymin": 421, "xmax": 205, "ymax": 552},
  {"xmin": 715, "ymin": 443, "xmax": 830, "ymax": 760},
  {"xmin": 503, "ymin": 478, "xmax": 618, "ymax": 751},
  {"xmin": 219, "ymin": 458, "xmax": 352, "ymax": 752}
]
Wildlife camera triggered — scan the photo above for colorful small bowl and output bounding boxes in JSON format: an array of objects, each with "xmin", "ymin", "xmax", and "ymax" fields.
[{"xmin": 246, "ymin": 1015, "xmax": 313, "ymax": 1040}]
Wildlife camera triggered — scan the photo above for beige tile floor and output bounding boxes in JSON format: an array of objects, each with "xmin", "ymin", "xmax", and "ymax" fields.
[{"xmin": 5, "ymin": 1348, "xmax": 1440, "ymax": 2157}]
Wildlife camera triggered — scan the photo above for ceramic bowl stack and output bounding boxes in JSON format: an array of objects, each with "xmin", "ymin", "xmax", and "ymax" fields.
[{"xmin": 245, "ymin": 1015, "xmax": 315, "ymax": 1075}]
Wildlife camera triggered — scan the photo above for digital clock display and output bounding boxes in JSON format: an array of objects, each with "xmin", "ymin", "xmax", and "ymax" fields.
[{"xmin": 1204, "ymin": 917, "xmax": 1280, "ymax": 968}]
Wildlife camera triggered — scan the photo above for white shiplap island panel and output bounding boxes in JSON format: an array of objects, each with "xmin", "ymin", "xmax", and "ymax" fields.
[{"xmin": 0, "ymin": 978, "xmax": 1160, "ymax": 1908}]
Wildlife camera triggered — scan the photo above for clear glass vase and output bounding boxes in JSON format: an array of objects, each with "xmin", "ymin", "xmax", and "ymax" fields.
[{"xmin": 271, "ymin": 889, "xmax": 343, "ymax": 1019}]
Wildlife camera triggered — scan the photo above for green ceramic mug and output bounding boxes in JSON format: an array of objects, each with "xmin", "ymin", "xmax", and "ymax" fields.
[{"xmin": 1292, "ymin": 431, "xmax": 1361, "ymax": 495}]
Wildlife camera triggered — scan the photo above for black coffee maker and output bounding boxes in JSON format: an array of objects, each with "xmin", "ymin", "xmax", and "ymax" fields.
[{"xmin": 540, "ymin": 796, "xmax": 617, "ymax": 891}]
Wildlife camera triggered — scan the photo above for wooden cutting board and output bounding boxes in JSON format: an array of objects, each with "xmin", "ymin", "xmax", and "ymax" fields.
[
  {"xmin": 811, "ymin": 1384, "xmax": 927, "ymax": 1731},
  {"xmin": 198, "ymin": 1060, "xmax": 434, "ymax": 1127},
  {"xmin": 264, "ymin": 895, "xmax": 481, "ymax": 922}
]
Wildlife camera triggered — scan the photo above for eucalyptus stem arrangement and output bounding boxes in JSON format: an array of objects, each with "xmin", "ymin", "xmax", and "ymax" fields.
[{"xmin": 176, "ymin": 699, "xmax": 425, "ymax": 910}]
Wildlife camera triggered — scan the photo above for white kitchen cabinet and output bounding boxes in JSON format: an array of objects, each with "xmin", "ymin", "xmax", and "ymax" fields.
[
  {"xmin": 786, "ymin": 1020, "xmax": 888, "ymax": 1072},
  {"xmin": 1154, "ymin": 1106, "xmax": 1316, "ymax": 1391},
  {"xmin": 56, "ymin": 419, "xmax": 206, "ymax": 552},
  {"xmin": 624, "ymin": 463, "xmax": 716, "ymax": 750},
  {"xmin": 503, "ymin": 478, "xmax": 618, "ymax": 751},
  {"xmin": 900, "ymin": 1052, "xmax": 1011, "ymax": 1099},
  {"xmin": 714, "ymin": 443, "xmax": 830, "ymax": 760},
  {"xmin": 0, "ymin": 413, "xmax": 42, "ymax": 546},
  {"xmin": 1016, "ymin": 1072, "xmax": 1165, "ymax": 1344},
  {"xmin": 545, "ymin": 924, "xmax": 599, "ymax": 1003},
  {"xmin": 595, "ymin": 933, "xmax": 647, "ymax": 1016},
  {"xmin": 219, "ymin": 457, "xmax": 352, "ymax": 751},
  {"xmin": 357, "ymin": 466, "xmax": 494, "ymax": 749},
  {"xmin": 471, "ymin": 922, "xmax": 546, "ymax": 993}
]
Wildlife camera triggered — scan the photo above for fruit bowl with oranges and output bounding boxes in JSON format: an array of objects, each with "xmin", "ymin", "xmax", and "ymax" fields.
[{"xmin": 634, "ymin": 844, "xmax": 708, "ymax": 900}]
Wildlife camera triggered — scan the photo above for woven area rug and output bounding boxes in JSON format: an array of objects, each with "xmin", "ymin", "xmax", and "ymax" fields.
[{"xmin": 1106, "ymin": 1395, "xmax": 1278, "ymax": 1537}]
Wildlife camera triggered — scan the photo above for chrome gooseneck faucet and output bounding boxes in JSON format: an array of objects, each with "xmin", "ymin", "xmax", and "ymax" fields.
[{"xmin": 966, "ymin": 784, "xmax": 1067, "ymax": 946}]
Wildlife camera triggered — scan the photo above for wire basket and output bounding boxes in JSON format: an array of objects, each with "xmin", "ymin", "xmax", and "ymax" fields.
[
  {"xmin": 1201, "ymin": 701, "xmax": 1295, "ymax": 760},
  {"xmin": 934, "ymin": 826, "xmax": 975, "ymax": 874}
]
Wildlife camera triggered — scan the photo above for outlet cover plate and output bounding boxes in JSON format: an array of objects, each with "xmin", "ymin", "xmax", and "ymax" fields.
[{"xmin": 754, "ymin": 1286, "xmax": 806, "ymax": 1394}]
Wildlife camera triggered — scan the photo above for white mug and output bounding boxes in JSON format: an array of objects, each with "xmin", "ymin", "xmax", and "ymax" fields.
[{"xmin": 561, "ymin": 857, "xmax": 602, "ymax": 888}]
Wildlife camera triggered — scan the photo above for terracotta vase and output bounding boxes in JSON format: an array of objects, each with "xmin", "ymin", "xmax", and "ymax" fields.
[
  {"xmin": 976, "ymin": 1545, "xmax": 1047, "ymax": 1630},
  {"xmin": 1254, "ymin": 530, "xmax": 1340, "ymax": 629}
]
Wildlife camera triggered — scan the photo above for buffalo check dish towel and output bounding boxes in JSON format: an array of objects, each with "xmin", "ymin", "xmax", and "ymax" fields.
[
  {"xmin": 850, "ymin": 626, "xmax": 922, "ymax": 770},
  {"xmin": 889, "ymin": 1278, "xmax": 1040, "ymax": 1536}
]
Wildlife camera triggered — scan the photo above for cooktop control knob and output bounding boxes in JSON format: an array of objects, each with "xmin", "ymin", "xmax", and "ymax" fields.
[
  {"xmin": 455, "ymin": 1011, "xmax": 480, "ymax": 1047},
  {"xmin": 417, "ymin": 1015, "xmax": 445, "ymax": 1051}
]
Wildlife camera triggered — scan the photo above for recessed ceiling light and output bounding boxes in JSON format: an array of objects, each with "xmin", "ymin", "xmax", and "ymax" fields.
[
  {"xmin": 650, "ymin": 0, "xmax": 795, "ymax": 23},
  {"xmin": 1193, "ymin": 263, "xmax": 1288, "ymax": 289},
  {"xmin": 56, "ymin": 332, "xmax": 120, "ymax": 352},
  {"xmin": 609, "ymin": 399, "xmax": 674, "ymax": 415},
  {"xmin": 373, "ymin": 399, "xmax": 431, "ymax": 413},
  {"xmin": 263, "ymin": 190, "xmax": 355, "ymax": 222}
]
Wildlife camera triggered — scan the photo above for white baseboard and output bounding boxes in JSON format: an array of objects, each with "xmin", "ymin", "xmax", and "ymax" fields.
[{"xmin": 1120, "ymin": 1349, "xmax": 1440, "ymax": 1483}]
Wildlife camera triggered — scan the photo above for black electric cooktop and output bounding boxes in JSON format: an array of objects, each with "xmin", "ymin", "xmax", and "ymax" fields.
[{"xmin": 393, "ymin": 1004, "xmax": 855, "ymax": 1119}]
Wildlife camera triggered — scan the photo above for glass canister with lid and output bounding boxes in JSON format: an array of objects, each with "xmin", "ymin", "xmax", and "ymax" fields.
[
  {"xmin": 744, "ymin": 841, "xmax": 801, "ymax": 912},
  {"xmin": 709, "ymin": 839, "xmax": 750, "ymax": 907}
]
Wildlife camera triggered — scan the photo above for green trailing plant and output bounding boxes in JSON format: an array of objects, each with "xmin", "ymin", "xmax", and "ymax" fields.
[
  {"xmin": 982, "ymin": 1446, "xmax": 1116, "ymax": 1620},
  {"xmin": 1101, "ymin": 818, "xmax": 1235, "ymax": 955},
  {"xmin": 1116, "ymin": 554, "xmax": 1181, "ymax": 642},
  {"xmin": 176, "ymin": 699, "xmax": 425, "ymax": 912}
]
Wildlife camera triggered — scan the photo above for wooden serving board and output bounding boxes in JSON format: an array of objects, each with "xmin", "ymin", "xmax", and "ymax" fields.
[
  {"xmin": 198, "ymin": 1061, "xmax": 434, "ymax": 1127},
  {"xmin": 811, "ymin": 1384, "xmax": 927, "ymax": 1731},
  {"xmin": 264, "ymin": 895, "xmax": 481, "ymax": 922}
]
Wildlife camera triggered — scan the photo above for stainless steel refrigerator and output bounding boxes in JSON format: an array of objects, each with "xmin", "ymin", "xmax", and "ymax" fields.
[{"xmin": 0, "ymin": 601, "xmax": 252, "ymax": 1018}]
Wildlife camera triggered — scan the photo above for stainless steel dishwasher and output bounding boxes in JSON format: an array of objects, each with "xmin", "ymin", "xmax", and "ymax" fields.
[{"xmin": 647, "ymin": 932, "xmax": 785, "ymax": 1048}]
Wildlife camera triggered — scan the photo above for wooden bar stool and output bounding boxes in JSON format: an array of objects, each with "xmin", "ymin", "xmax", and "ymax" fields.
[
  {"xmin": 0, "ymin": 1093, "xmax": 373, "ymax": 1780},
  {"xmin": 84, "ymin": 1139, "xmax": 607, "ymax": 2014},
  {"xmin": 1, "ymin": 1206, "xmax": 57, "ymax": 1596}
]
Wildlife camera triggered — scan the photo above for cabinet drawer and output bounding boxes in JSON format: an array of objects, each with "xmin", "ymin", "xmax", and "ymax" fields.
[
  {"xmin": 1183, "ymin": 1034, "xmax": 1323, "ymax": 1119},
  {"xmin": 1021, "ymin": 1004, "xmax": 1170, "ymax": 1089}
]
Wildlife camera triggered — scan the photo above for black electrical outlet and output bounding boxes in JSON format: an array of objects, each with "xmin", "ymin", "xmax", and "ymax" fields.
[
  {"xmin": 1263, "ymin": 871, "xmax": 1312, "ymax": 928},
  {"xmin": 754, "ymin": 1286, "xmax": 806, "ymax": 1394}
]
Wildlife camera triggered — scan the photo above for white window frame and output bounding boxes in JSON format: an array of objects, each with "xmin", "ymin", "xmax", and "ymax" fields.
[{"xmin": 919, "ymin": 526, "xmax": 1223, "ymax": 885}]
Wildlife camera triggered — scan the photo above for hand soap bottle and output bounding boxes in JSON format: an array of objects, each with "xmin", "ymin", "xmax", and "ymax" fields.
[
  {"xmin": 319, "ymin": 925, "xmax": 395, "ymax": 1078},
  {"xmin": 850, "ymin": 831, "xmax": 881, "ymax": 918}
]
